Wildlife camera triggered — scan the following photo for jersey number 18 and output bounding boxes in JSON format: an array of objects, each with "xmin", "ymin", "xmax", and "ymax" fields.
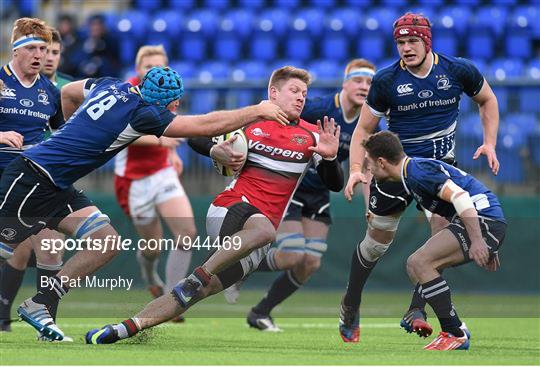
[{"xmin": 84, "ymin": 90, "xmax": 117, "ymax": 120}]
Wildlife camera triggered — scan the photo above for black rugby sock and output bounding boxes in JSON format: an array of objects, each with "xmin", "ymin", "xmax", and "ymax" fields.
[
  {"xmin": 342, "ymin": 240, "xmax": 378, "ymax": 311},
  {"xmin": 0, "ymin": 263, "xmax": 25, "ymax": 321},
  {"xmin": 253, "ymin": 270, "xmax": 302, "ymax": 315},
  {"xmin": 421, "ymin": 277, "xmax": 463, "ymax": 337}
]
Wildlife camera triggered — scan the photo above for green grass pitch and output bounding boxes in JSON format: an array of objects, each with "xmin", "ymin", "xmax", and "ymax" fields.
[{"xmin": 1, "ymin": 288, "xmax": 539, "ymax": 365}]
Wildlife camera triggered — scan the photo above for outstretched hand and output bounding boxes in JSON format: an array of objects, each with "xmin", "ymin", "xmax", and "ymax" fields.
[
  {"xmin": 308, "ymin": 116, "xmax": 340, "ymax": 160},
  {"xmin": 473, "ymin": 144, "xmax": 499, "ymax": 175},
  {"xmin": 344, "ymin": 171, "xmax": 369, "ymax": 202}
]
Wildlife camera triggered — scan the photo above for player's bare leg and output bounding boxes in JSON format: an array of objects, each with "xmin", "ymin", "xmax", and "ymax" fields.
[
  {"xmin": 17, "ymin": 206, "xmax": 121, "ymax": 340},
  {"xmin": 407, "ymin": 229, "xmax": 470, "ymax": 349}
]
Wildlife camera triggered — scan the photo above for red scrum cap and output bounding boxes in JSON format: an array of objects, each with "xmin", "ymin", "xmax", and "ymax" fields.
[{"xmin": 393, "ymin": 12, "xmax": 432, "ymax": 54}]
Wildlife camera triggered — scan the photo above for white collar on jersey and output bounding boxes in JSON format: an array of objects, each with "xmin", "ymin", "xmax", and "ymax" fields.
[
  {"xmin": 404, "ymin": 52, "xmax": 434, "ymax": 79},
  {"xmin": 8, "ymin": 61, "xmax": 40, "ymax": 88},
  {"xmin": 400, "ymin": 156, "xmax": 412, "ymax": 195}
]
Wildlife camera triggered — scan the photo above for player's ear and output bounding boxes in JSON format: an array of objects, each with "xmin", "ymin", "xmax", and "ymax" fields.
[{"xmin": 268, "ymin": 85, "xmax": 278, "ymax": 101}]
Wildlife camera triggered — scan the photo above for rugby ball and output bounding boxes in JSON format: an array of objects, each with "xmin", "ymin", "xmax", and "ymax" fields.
[{"xmin": 211, "ymin": 129, "xmax": 248, "ymax": 176}]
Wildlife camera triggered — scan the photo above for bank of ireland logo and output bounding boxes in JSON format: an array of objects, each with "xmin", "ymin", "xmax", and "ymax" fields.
[
  {"xmin": 418, "ymin": 90, "xmax": 433, "ymax": 99},
  {"xmin": 437, "ymin": 77, "xmax": 451, "ymax": 90},
  {"xmin": 397, "ymin": 83, "xmax": 413, "ymax": 96},
  {"xmin": 20, "ymin": 98, "xmax": 34, "ymax": 107},
  {"xmin": 38, "ymin": 92, "xmax": 49, "ymax": 105}
]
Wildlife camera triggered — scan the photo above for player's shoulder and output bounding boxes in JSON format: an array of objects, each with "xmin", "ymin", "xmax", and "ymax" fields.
[
  {"xmin": 298, "ymin": 118, "xmax": 319, "ymax": 133},
  {"xmin": 373, "ymin": 60, "xmax": 402, "ymax": 83},
  {"xmin": 438, "ymin": 54, "xmax": 481, "ymax": 76},
  {"xmin": 126, "ymin": 76, "xmax": 141, "ymax": 86},
  {"xmin": 408, "ymin": 157, "xmax": 444, "ymax": 176}
]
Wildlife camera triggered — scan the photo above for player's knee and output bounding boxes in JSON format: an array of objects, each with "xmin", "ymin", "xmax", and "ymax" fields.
[
  {"xmin": 35, "ymin": 248, "xmax": 62, "ymax": 265},
  {"xmin": 275, "ymin": 232, "xmax": 306, "ymax": 268},
  {"xmin": 302, "ymin": 254, "xmax": 321, "ymax": 275},
  {"xmin": 276, "ymin": 251, "xmax": 304, "ymax": 269},
  {"xmin": 406, "ymin": 253, "xmax": 420, "ymax": 275},
  {"xmin": 359, "ymin": 233, "xmax": 391, "ymax": 262},
  {"xmin": 255, "ymin": 225, "xmax": 276, "ymax": 248}
]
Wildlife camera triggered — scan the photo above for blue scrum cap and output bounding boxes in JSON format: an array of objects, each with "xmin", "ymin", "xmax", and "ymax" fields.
[{"xmin": 139, "ymin": 66, "xmax": 184, "ymax": 106}]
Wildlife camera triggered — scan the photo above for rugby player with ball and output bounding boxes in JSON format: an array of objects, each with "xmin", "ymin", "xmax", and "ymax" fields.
[{"xmin": 86, "ymin": 66, "xmax": 344, "ymax": 343}]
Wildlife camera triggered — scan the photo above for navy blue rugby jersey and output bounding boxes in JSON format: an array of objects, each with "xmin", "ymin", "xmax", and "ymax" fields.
[
  {"xmin": 0, "ymin": 63, "xmax": 63, "ymax": 169},
  {"xmin": 23, "ymin": 77, "xmax": 175, "ymax": 189},
  {"xmin": 367, "ymin": 54, "xmax": 484, "ymax": 160},
  {"xmin": 401, "ymin": 157, "xmax": 505, "ymax": 222}
]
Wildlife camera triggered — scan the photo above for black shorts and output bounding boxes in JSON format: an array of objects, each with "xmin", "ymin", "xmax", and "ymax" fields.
[
  {"xmin": 446, "ymin": 216, "xmax": 507, "ymax": 263},
  {"xmin": 284, "ymin": 186, "xmax": 331, "ymax": 224},
  {"xmin": 368, "ymin": 179, "xmax": 414, "ymax": 216},
  {"xmin": 0, "ymin": 156, "xmax": 93, "ymax": 244}
]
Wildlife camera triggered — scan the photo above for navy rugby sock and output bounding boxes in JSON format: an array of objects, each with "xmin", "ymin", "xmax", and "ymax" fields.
[
  {"xmin": 421, "ymin": 277, "xmax": 463, "ymax": 337},
  {"xmin": 32, "ymin": 275, "xmax": 69, "ymax": 310},
  {"xmin": 253, "ymin": 269, "xmax": 302, "ymax": 315},
  {"xmin": 342, "ymin": 241, "xmax": 377, "ymax": 311},
  {"xmin": 0, "ymin": 263, "xmax": 25, "ymax": 322},
  {"xmin": 408, "ymin": 283, "xmax": 427, "ymax": 312},
  {"xmin": 36, "ymin": 265, "xmax": 61, "ymax": 320}
]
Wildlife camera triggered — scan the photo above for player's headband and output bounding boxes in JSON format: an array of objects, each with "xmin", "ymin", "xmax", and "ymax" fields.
[
  {"xmin": 12, "ymin": 34, "xmax": 48, "ymax": 51},
  {"xmin": 344, "ymin": 67, "xmax": 375, "ymax": 81}
]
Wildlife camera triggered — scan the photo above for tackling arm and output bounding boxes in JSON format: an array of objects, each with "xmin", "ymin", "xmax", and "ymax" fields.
[
  {"xmin": 316, "ymin": 158, "xmax": 344, "ymax": 192},
  {"xmin": 349, "ymin": 103, "xmax": 381, "ymax": 174},
  {"xmin": 164, "ymin": 102, "xmax": 287, "ymax": 138},
  {"xmin": 60, "ymin": 80, "xmax": 87, "ymax": 120}
]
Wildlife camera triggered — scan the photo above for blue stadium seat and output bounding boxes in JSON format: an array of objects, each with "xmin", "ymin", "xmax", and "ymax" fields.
[
  {"xmin": 285, "ymin": 32, "xmax": 313, "ymax": 62},
  {"xmin": 310, "ymin": 0, "xmax": 335, "ymax": 8},
  {"xmin": 437, "ymin": 6, "xmax": 472, "ymax": 35},
  {"xmin": 377, "ymin": 58, "xmax": 396, "ymax": 69},
  {"xmin": 204, "ymin": 0, "xmax": 230, "ymax": 10},
  {"xmin": 433, "ymin": 29, "xmax": 457, "ymax": 56},
  {"xmin": 328, "ymin": 8, "xmax": 362, "ymax": 37},
  {"xmin": 233, "ymin": 61, "xmax": 268, "ymax": 81},
  {"xmin": 134, "ymin": 0, "xmax": 162, "ymax": 12},
  {"xmin": 257, "ymin": 9, "xmax": 290, "ymax": 37},
  {"xmin": 505, "ymin": 114, "xmax": 538, "ymax": 138},
  {"xmin": 491, "ymin": 87, "xmax": 509, "ymax": 114},
  {"xmin": 178, "ymin": 34, "xmax": 207, "ymax": 62},
  {"xmin": 190, "ymin": 62, "xmax": 230, "ymax": 114},
  {"xmin": 455, "ymin": 115, "xmax": 484, "ymax": 171},
  {"xmin": 344, "ymin": 0, "xmax": 372, "ymax": 6},
  {"xmin": 187, "ymin": 10, "xmax": 219, "ymax": 38},
  {"xmin": 169, "ymin": 61, "xmax": 196, "ymax": 81},
  {"xmin": 198, "ymin": 62, "xmax": 230, "ymax": 82},
  {"xmin": 380, "ymin": 0, "xmax": 407, "ymax": 6},
  {"xmin": 528, "ymin": 128, "xmax": 540, "ymax": 166},
  {"xmin": 273, "ymin": 0, "xmax": 300, "ymax": 9},
  {"xmin": 417, "ymin": 0, "xmax": 444, "ymax": 5},
  {"xmin": 467, "ymin": 32, "xmax": 494, "ymax": 59},
  {"xmin": 489, "ymin": 59, "xmax": 524, "ymax": 81},
  {"xmin": 116, "ymin": 11, "xmax": 149, "ymax": 41},
  {"xmin": 520, "ymin": 88, "xmax": 540, "ymax": 114},
  {"xmin": 221, "ymin": 9, "xmax": 254, "ymax": 39},
  {"xmin": 238, "ymin": 0, "xmax": 265, "ymax": 8},
  {"xmin": 213, "ymin": 35, "xmax": 242, "ymax": 62},
  {"xmin": 526, "ymin": 59, "xmax": 540, "ymax": 80},
  {"xmin": 308, "ymin": 60, "xmax": 341, "ymax": 81},
  {"xmin": 365, "ymin": 8, "xmax": 398, "ymax": 33},
  {"xmin": 494, "ymin": 128, "xmax": 526, "ymax": 184},
  {"xmin": 357, "ymin": 32, "xmax": 385, "ymax": 63},
  {"xmin": 454, "ymin": 0, "xmax": 480, "ymax": 6},
  {"xmin": 151, "ymin": 11, "xmax": 183, "ymax": 39},
  {"xmin": 292, "ymin": 8, "xmax": 325, "ymax": 37},
  {"xmin": 472, "ymin": 7, "xmax": 508, "ymax": 36},
  {"xmin": 505, "ymin": 32, "xmax": 533, "ymax": 59},
  {"xmin": 510, "ymin": 5, "xmax": 539, "ymax": 34},
  {"xmin": 168, "ymin": 0, "xmax": 195, "ymax": 10},
  {"xmin": 250, "ymin": 32, "xmax": 278, "ymax": 61},
  {"xmin": 270, "ymin": 59, "xmax": 305, "ymax": 72},
  {"xmin": 118, "ymin": 36, "xmax": 138, "ymax": 65},
  {"xmin": 320, "ymin": 34, "xmax": 349, "ymax": 62}
]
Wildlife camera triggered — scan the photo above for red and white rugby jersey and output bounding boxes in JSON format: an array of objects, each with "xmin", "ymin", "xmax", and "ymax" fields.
[
  {"xmin": 114, "ymin": 75, "xmax": 170, "ymax": 179},
  {"xmin": 213, "ymin": 119, "xmax": 322, "ymax": 228}
]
